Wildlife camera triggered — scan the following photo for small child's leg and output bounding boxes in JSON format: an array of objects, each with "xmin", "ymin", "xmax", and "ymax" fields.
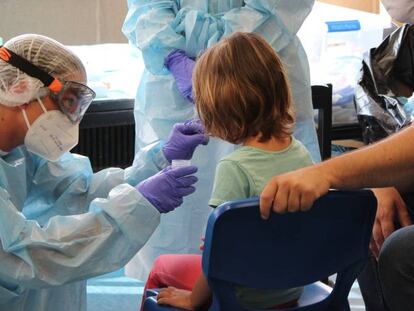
[{"xmin": 140, "ymin": 254, "xmax": 202, "ymax": 310}]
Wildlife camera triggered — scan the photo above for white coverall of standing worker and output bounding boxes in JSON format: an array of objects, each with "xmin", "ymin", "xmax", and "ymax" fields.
[
  {"xmin": 122, "ymin": 0, "xmax": 320, "ymax": 280},
  {"xmin": 0, "ymin": 34, "xmax": 208, "ymax": 311}
]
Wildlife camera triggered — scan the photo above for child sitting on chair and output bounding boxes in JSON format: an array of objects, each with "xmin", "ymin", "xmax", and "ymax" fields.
[{"xmin": 142, "ymin": 32, "xmax": 314, "ymax": 310}]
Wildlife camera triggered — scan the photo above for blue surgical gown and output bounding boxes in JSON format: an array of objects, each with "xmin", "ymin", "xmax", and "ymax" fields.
[
  {"xmin": 123, "ymin": 0, "xmax": 320, "ymax": 280},
  {"xmin": 0, "ymin": 142, "xmax": 168, "ymax": 311}
]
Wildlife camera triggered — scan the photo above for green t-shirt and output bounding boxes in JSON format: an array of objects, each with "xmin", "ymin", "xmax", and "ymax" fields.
[{"xmin": 208, "ymin": 137, "xmax": 313, "ymax": 309}]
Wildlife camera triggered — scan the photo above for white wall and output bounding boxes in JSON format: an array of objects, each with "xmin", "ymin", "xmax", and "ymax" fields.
[
  {"xmin": 317, "ymin": 0, "xmax": 380, "ymax": 13},
  {"xmin": 0, "ymin": 0, "xmax": 128, "ymax": 45}
]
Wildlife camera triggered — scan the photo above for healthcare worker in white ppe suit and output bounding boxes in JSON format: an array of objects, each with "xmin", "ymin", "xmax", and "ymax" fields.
[
  {"xmin": 0, "ymin": 34, "xmax": 208, "ymax": 311},
  {"xmin": 122, "ymin": 0, "xmax": 320, "ymax": 280}
]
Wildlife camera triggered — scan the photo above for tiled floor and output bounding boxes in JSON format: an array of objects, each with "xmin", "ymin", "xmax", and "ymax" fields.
[
  {"xmin": 349, "ymin": 281, "xmax": 366, "ymax": 310},
  {"xmin": 87, "ymin": 270, "xmax": 143, "ymax": 311}
]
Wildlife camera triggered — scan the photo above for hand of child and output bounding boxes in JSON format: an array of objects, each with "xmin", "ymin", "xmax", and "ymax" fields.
[
  {"xmin": 157, "ymin": 287, "xmax": 195, "ymax": 310},
  {"xmin": 199, "ymin": 236, "xmax": 205, "ymax": 251}
]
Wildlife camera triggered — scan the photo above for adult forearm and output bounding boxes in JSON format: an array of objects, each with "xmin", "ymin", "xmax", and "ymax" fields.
[{"xmin": 322, "ymin": 125, "xmax": 414, "ymax": 190}]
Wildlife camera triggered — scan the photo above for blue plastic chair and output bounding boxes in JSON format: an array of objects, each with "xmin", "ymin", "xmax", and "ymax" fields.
[{"xmin": 143, "ymin": 190, "xmax": 377, "ymax": 311}]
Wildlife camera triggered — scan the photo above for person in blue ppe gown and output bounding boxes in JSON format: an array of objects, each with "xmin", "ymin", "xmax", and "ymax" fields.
[
  {"xmin": 0, "ymin": 34, "xmax": 208, "ymax": 311},
  {"xmin": 123, "ymin": 0, "xmax": 320, "ymax": 280}
]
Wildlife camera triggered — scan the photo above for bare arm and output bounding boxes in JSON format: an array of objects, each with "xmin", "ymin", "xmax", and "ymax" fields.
[
  {"xmin": 260, "ymin": 125, "xmax": 414, "ymax": 217},
  {"xmin": 190, "ymin": 273, "xmax": 212, "ymax": 308},
  {"xmin": 324, "ymin": 125, "xmax": 414, "ymax": 191}
]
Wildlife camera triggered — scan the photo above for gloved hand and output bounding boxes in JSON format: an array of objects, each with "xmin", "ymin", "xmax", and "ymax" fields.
[
  {"xmin": 163, "ymin": 119, "xmax": 209, "ymax": 162},
  {"xmin": 136, "ymin": 165, "xmax": 198, "ymax": 213},
  {"xmin": 165, "ymin": 49, "xmax": 195, "ymax": 102}
]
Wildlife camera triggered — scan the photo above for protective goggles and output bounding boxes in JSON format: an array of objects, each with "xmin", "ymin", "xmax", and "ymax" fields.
[{"xmin": 0, "ymin": 46, "xmax": 95, "ymax": 123}]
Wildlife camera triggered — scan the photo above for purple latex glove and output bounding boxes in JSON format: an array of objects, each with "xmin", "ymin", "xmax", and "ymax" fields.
[
  {"xmin": 163, "ymin": 119, "xmax": 209, "ymax": 162},
  {"xmin": 136, "ymin": 165, "xmax": 198, "ymax": 213},
  {"xmin": 165, "ymin": 49, "xmax": 195, "ymax": 102}
]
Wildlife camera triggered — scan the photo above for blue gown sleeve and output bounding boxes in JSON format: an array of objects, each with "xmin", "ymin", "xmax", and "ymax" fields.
[
  {"xmin": 86, "ymin": 140, "xmax": 169, "ymax": 204},
  {"xmin": 0, "ymin": 146, "xmax": 165, "ymax": 296},
  {"xmin": 124, "ymin": 141, "xmax": 170, "ymax": 186},
  {"xmin": 0, "ymin": 183, "xmax": 160, "ymax": 291},
  {"xmin": 123, "ymin": 0, "xmax": 186, "ymax": 74},
  {"xmin": 24, "ymin": 141, "xmax": 167, "ymax": 222},
  {"xmin": 123, "ymin": 0, "xmax": 226, "ymax": 74},
  {"xmin": 222, "ymin": 0, "xmax": 315, "ymax": 52}
]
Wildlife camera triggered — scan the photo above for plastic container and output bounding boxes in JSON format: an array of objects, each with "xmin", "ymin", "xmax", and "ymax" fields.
[
  {"xmin": 171, "ymin": 159, "xmax": 191, "ymax": 168},
  {"xmin": 299, "ymin": 3, "xmax": 388, "ymax": 64},
  {"xmin": 298, "ymin": 2, "xmax": 390, "ymax": 125}
]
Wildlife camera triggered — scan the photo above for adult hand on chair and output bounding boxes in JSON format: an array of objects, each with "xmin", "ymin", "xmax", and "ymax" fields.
[
  {"xmin": 370, "ymin": 187, "xmax": 412, "ymax": 257},
  {"xmin": 165, "ymin": 49, "xmax": 195, "ymax": 102},
  {"xmin": 260, "ymin": 164, "xmax": 331, "ymax": 218}
]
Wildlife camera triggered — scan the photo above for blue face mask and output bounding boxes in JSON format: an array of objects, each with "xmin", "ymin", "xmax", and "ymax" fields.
[{"xmin": 0, "ymin": 149, "xmax": 9, "ymax": 157}]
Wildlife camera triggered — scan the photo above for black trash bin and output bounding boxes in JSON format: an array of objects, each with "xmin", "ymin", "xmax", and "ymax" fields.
[{"xmin": 355, "ymin": 24, "xmax": 414, "ymax": 144}]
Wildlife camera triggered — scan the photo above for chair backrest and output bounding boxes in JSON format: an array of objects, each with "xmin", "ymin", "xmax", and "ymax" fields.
[
  {"xmin": 202, "ymin": 190, "xmax": 377, "ymax": 310},
  {"xmin": 312, "ymin": 84, "xmax": 332, "ymax": 160}
]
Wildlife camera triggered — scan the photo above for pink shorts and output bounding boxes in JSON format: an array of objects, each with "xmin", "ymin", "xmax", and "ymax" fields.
[
  {"xmin": 140, "ymin": 254, "xmax": 201, "ymax": 310},
  {"xmin": 140, "ymin": 254, "xmax": 298, "ymax": 310}
]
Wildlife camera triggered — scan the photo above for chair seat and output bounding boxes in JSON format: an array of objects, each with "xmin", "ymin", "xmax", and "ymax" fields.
[
  {"xmin": 144, "ymin": 282, "xmax": 333, "ymax": 311},
  {"xmin": 145, "ymin": 289, "xmax": 159, "ymax": 298},
  {"xmin": 297, "ymin": 282, "xmax": 332, "ymax": 306}
]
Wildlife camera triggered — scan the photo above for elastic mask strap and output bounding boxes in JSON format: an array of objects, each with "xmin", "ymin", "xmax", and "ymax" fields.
[
  {"xmin": 21, "ymin": 107, "xmax": 31, "ymax": 130},
  {"xmin": 21, "ymin": 98, "xmax": 47, "ymax": 129},
  {"xmin": 36, "ymin": 97, "xmax": 48, "ymax": 113}
]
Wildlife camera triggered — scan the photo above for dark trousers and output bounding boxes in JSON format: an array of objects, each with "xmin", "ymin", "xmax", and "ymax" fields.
[{"xmin": 358, "ymin": 193, "xmax": 414, "ymax": 311}]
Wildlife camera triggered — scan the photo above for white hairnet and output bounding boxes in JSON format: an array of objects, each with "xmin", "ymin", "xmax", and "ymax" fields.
[{"xmin": 0, "ymin": 34, "xmax": 86, "ymax": 107}]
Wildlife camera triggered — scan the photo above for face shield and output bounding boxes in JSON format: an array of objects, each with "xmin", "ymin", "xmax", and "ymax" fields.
[{"xmin": 0, "ymin": 46, "xmax": 95, "ymax": 123}]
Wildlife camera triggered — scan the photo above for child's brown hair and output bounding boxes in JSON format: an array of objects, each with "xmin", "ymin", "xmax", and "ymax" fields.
[{"xmin": 193, "ymin": 32, "xmax": 295, "ymax": 144}]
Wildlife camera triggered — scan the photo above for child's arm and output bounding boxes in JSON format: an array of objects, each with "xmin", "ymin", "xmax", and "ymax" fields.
[
  {"xmin": 157, "ymin": 273, "xmax": 211, "ymax": 310},
  {"xmin": 190, "ymin": 273, "xmax": 211, "ymax": 307}
]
